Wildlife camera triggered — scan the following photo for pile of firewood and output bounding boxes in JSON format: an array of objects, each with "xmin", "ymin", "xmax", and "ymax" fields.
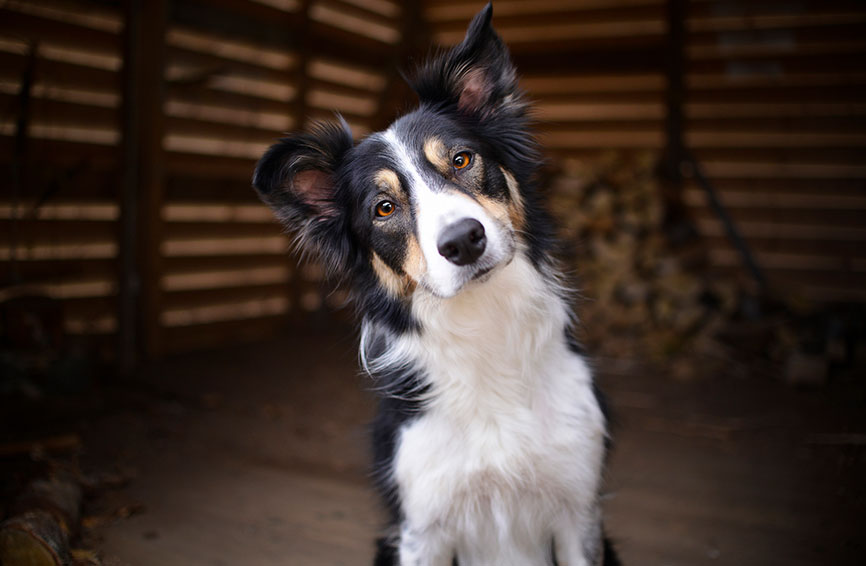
[{"xmin": 548, "ymin": 152, "xmax": 745, "ymax": 377}]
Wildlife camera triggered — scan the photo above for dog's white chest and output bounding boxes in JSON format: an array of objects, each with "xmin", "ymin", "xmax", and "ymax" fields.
[
  {"xmin": 389, "ymin": 258, "xmax": 607, "ymax": 564},
  {"xmin": 394, "ymin": 350, "xmax": 605, "ymax": 564}
]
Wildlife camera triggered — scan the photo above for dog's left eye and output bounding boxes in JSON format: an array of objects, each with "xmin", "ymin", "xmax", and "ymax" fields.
[
  {"xmin": 375, "ymin": 200, "xmax": 396, "ymax": 218},
  {"xmin": 452, "ymin": 151, "xmax": 472, "ymax": 171}
]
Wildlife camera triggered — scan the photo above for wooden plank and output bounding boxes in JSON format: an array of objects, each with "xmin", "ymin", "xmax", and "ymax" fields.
[
  {"xmin": 695, "ymin": 218, "xmax": 866, "ymax": 241},
  {"xmin": 163, "ymin": 221, "xmax": 283, "ymax": 239},
  {"xmin": 0, "ymin": 8, "xmax": 121, "ymax": 52},
  {"xmin": 425, "ymin": 0, "xmax": 664, "ymax": 22},
  {"xmin": 162, "ymin": 284, "xmax": 289, "ymax": 311},
  {"xmin": 0, "ymin": 51, "xmax": 120, "ymax": 92},
  {"xmin": 522, "ymin": 72, "xmax": 664, "ymax": 94},
  {"xmin": 167, "ymin": 45, "xmax": 296, "ymax": 85},
  {"xmin": 699, "ymin": 161, "xmax": 866, "ymax": 180},
  {"xmin": 167, "ymin": 84, "xmax": 292, "ymax": 116},
  {"xmin": 690, "ymin": 206, "xmax": 866, "ymax": 227},
  {"xmin": 171, "ymin": 0, "xmax": 392, "ymax": 69},
  {"xmin": 164, "ymin": 176, "xmax": 262, "ymax": 202},
  {"xmin": 691, "ymin": 147, "xmax": 866, "ymax": 166},
  {"xmin": 688, "ymin": 11, "xmax": 866, "ymax": 34},
  {"xmin": 0, "ymin": 93, "xmax": 118, "ymax": 130},
  {"xmin": 434, "ymin": 18, "xmax": 665, "ymax": 47},
  {"xmin": 687, "ymin": 51, "xmax": 866, "ymax": 74},
  {"xmin": 431, "ymin": 3, "xmax": 663, "ymax": 31},
  {"xmin": 320, "ymin": 0, "xmax": 398, "ymax": 29},
  {"xmin": 165, "ymin": 152, "xmax": 256, "ymax": 179},
  {"xmin": 541, "ymin": 129, "xmax": 664, "ymax": 149},
  {"xmin": 162, "ymin": 254, "xmax": 291, "ymax": 275},
  {"xmin": 683, "ymin": 178, "xmax": 866, "ymax": 198},
  {"xmin": 0, "ymin": 136, "xmax": 120, "ymax": 167},
  {"xmin": 702, "ymin": 236, "xmax": 866, "ymax": 258},
  {"xmin": 164, "ymin": 116, "xmax": 283, "ymax": 144}
]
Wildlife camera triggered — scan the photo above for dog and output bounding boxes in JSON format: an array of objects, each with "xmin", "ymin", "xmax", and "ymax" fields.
[{"xmin": 253, "ymin": 4, "xmax": 619, "ymax": 565}]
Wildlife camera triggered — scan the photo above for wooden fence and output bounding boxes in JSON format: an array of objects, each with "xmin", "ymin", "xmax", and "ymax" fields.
[{"xmin": 1, "ymin": 0, "xmax": 864, "ymax": 362}]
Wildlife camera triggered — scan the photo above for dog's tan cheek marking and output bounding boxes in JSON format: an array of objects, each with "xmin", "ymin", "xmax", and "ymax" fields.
[
  {"xmin": 476, "ymin": 194, "xmax": 512, "ymax": 227},
  {"xmin": 401, "ymin": 234, "xmax": 425, "ymax": 288},
  {"xmin": 499, "ymin": 167, "xmax": 526, "ymax": 230},
  {"xmin": 372, "ymin": 252, "xmax": 408, "ymax": 297},
  {"xmin": 423, "ymin": 137, "xmax": 449, "ymax": 174}
]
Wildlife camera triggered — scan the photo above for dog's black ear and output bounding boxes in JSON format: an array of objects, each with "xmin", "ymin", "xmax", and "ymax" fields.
[
  {"xmin": 252, "ymin": 118, "xmax": 355, "ymax": 274},
  {"xmin": 410, "ymin": 3, "xmax": 521, "ymax": 119}
]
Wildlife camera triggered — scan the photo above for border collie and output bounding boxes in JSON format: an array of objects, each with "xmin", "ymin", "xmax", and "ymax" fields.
[{"xmin": 253, "ymin": 4, "xmax": 619, "ymax": 565}]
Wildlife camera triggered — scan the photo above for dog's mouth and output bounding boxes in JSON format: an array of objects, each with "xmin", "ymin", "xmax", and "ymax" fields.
[{"xmin": 471, "ymin": 265, "xmax": 493, "ymax": 280}]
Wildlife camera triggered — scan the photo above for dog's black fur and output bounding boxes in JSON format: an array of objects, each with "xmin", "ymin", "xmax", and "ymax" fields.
[{"xmin": 253, "ymin": 4, "xmax": 620, "ymax": 565}]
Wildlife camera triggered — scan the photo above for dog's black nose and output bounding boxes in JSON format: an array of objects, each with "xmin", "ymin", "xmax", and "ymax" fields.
[{"xmin": 437, "ymin": 218, "xmax": 486, "ymax": 266}]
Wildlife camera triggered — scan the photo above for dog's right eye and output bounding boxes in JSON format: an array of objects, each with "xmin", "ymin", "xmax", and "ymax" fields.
[{"xmin": 375, "ymin": 200, "xmax": 396, "ymax": 218}]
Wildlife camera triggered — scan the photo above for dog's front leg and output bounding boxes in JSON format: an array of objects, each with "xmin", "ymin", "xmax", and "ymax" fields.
[
  {"xmin": 552, "ymin": 506, "xmax": 604, "ymax": 566},
  {"xmin": 398, "ymin": 521, "xmax": 454, "ymax": 566}
]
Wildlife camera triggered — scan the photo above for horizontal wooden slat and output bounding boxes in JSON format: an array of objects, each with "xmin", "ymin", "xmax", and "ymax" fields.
[
  {"xmin": 310, "ymin": 1, "xmax": 400, "ymax": 44},
  {"xmin": 162, "ymin": 254, "xmax": 292, "ymax": 275},
  {"xmin": 689, "ymin": 11, "xmax": 866, "ymax": 34},
  {"xmin": 431, "ymin": 3, "xmax": 663, "ymax": 31},
  {"xmin": 699, "ymin": 161, "xmax": 866, "ymax": 180},
  {"xmin": 542, "ymin": 130, "xmax": 664, "ymax": 149},
  {"xmin": 165, "ymin": 176, "xmax": 262, "ymax": 202},
  {"xmin": 690, "ymin": 147, "xmax": 866, "ymax": 165},
  {"xmin": 683, "ymin": 178, "xmax": 866, "ymax": 198},
  {"xmin": 165, "ymin": 151, "xmax": 258, "ymax": 178},
  {"xmin": 691, "ymin": 206, "xmax": 866, "ymax": 227},
  {"xmin": 163, "ymin": 221, "xmax": 283, "ymax": 239},
  {"xmin": 687, "ymin": 51, "xmax": 866, "ymax": 74},
  {"xmin": 0, "ymin": 8, "xmax": 120, "ymax": 52},
  {"xmin": 702, "ymin": 236, "xmax": 866, "ymax": 258},
  {"xmin": 0, "ymin": 51, "xmax": 119, "ymax": 92},
  {"xmin": 684, "ymin": 188, "xmax": 866, "ymax": 211},
  {"xmin": 695, "ymin": 218, "xmax": 866, "ymax": 241},
  {"xmin": 162, "ymin": 283, "xmax": 288, "ymax": 311},
  {"xmin": 161, "ymin": 235, "xmax": 289, "ymax": 257},
  {"xmin": 0, "ymin": 92, "xmax": 118, "ymax": 130},
  {"xmin": 164, "ymin": 116, "xmax": 284, "ymax": 144}
]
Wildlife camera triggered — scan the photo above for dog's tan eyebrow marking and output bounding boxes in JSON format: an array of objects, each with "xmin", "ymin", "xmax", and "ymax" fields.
[
  {"xmin": 374, "ymin": 169, "xmax": 402, "ymax": 194},
  {"xmin": 423, "ymin": 137, "xmax": 449, "ymax": 174}
]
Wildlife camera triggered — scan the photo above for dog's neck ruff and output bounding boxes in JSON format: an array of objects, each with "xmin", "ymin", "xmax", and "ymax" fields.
[{"xmin": 362, "ymin": 253, "xmax": 577, "ymax": 407}]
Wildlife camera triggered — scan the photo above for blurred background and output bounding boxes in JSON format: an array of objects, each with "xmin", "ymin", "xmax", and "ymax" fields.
[{"xmin": 0, "ymin": 1, "xmax": 864, "ymax": 565}]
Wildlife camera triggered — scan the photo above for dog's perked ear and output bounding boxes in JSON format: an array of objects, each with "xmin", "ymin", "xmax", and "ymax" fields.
[
  {"xmin": 252, "ymin": 119, "xmax": 355, "ymax": 275},
  {"xmin": 410, "ymin": 3, "xmax": 522, "ymax": 120}
]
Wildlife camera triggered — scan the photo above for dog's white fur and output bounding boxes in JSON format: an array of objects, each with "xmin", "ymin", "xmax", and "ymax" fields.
[{"xmin": 364, "ymin": 251, "xmax": 607, "ymax": 566}]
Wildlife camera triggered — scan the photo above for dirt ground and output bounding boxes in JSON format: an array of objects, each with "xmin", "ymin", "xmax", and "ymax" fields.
[{"xmin": 35, "ymin": 324, "xmax": 866, "ymax": 565}]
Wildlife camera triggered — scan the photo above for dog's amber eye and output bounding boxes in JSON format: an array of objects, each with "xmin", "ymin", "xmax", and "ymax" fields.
[
  {"xmin": 375, "ymin": 200, "xmax": 396, "ymax": 218},
  {"xmin": 452, "ymin": 151, "xmax": 472, "ymax": 170}
]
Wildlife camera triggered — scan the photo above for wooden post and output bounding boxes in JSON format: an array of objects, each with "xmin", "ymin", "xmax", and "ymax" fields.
[
  {"xmin": 658, "ymin": 0, "xmax": 694, "ymax": 244},
  {"xmin": 119, "ymin": 0, "xmax": 166, "ymax": 371}
]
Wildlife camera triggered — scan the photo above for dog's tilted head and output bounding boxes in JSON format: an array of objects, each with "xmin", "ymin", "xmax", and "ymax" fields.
[{"xmin": 253, "ymin": 3, "xmax": 553, "ymax": 319}]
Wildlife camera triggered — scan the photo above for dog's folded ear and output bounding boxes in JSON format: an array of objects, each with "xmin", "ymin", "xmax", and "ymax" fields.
[
  {"xmin": 252, "ymin": 118, "xmax": 355, "ymax": 274},
  {"xmin": 410, "ymin": 3, "xmax": 522, "ymax": 120}
]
